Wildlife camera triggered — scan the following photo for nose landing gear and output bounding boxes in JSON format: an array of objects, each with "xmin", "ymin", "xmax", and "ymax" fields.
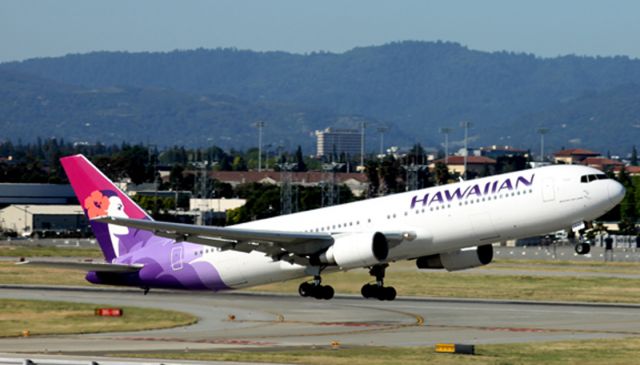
[
  {"xmin": 575, "ymin": 242, "xmax": 591, "ymax": 255},
  {"xmin": 361, "ymin": 264, "xmax": 396, "ymax": 301}
]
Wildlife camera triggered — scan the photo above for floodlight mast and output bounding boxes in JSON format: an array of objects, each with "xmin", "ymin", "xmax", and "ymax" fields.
[
  {"xmin": 460, "ymin": 121, "xmax": 472, "ymax": 180},
  {"xmin": 537, "ymin": 128, "xmax": 549, "ymax": 162}
]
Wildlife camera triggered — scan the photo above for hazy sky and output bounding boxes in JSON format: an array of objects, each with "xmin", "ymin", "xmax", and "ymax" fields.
[{"xmin": 1, "ymin": 0, "xmax": 640, "ymax": 62}]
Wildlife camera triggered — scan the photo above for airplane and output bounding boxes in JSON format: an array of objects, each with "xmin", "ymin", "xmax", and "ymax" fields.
[{"xmin": 20, "ymin": 154, "xmax": 625, "ymax": 301}]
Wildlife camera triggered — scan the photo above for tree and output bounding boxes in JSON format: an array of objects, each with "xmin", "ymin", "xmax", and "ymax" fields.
[
  {"xmin": 631, "ymin": 145, "xmax": 638, "ymax": 166},
  {"xmin": 231, "ymin": 156, "xmax": 247, "ymax": 171},
  {"xmin": 434, "ymin": 162, "xmax": 450, "ymax": 185},
  {"xmin": 295, "ymin": 146, "xmax": 307, "ymax": 172}
]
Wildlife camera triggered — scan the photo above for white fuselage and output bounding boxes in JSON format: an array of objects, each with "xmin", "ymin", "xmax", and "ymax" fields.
[{"xmin": 192, "ymin": 165, "xmax": 624, "ymax": 289}]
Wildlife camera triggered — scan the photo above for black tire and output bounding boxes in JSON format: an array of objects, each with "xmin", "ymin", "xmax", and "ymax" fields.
[
  {"xmin": 298, "ymin": 282, "xmax": 312, "ymax": 297},
  {"xmin": 384, "ymin": 286, "xmax": 397, "ymax": 301},
  {"xmin": 361, "ymin": 284, "xmax": 373, "ymax": 298},
  {"xmin": 323, "ymin": 285, "xmax": 335, "ymax": 300},
  {"xmin": 575, "ymin": 243, "xmax": 591, "ymax": 255}
]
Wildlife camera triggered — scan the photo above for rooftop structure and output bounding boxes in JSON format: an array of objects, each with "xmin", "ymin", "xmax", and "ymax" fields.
[
  {"xmin": 0, "ymin": 183, "xmax": 77, "ymax": 206},
  {"xmin": 553, "ymin": 148, "xmax": 600, "ymax": 164},
  {"xmin": 430, "ymin": 156, "xmax": 497, "ymax": 176}
]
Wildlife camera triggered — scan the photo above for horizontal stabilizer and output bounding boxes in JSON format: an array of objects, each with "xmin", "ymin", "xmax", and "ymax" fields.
[{"xmin": 16, "ymin": 259, "xmax": 144, "ymax": 273}]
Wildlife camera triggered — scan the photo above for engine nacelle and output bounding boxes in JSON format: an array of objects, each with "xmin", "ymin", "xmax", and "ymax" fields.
[
  {"xmin": 416, "ymin": 244, "xmax": 493, "ymax": 272},
  {"xmin": 316, "ymin": 232, "xmax": 389, "ymax": 269}
]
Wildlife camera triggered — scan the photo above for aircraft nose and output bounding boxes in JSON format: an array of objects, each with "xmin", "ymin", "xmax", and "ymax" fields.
[{"xmin": 608, "ymin": 180, "xmax": 626, "ymax": 206}]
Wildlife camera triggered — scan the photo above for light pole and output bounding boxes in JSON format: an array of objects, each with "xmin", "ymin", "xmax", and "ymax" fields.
[
  {"xmin": 439, "ymin": 127, "xmax": 451, "ymax": 164},
  {"xmin": 537, "ymin": 128, "xmax": 549, "ymax": 162},
  {"xmin": 254, "ymin": 121, "xmax": 265, "ymax": 172},
  {"xmin": 460, "ymin": 121, "xmax": 472, "ymax": 180},
  {"xmin": 360, "ymin": 121, "xmax": 367, "ymax": 171},
  {"xmin": 377, "ymin": 126, "xmax": 388, "ymax": 155}
]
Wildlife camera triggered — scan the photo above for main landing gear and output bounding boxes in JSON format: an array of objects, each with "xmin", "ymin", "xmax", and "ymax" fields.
[
  {"xmin": 299, "ymin": 275, "xmax": 335, "ymax": 300},
  {"xmin": 361, "ymin": 264, "xmax": 396, "ymax": 301}
]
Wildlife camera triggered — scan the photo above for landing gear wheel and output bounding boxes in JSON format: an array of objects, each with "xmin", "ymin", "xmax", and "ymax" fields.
[
  {"xmin": 361, "ymin": 264, "xmax": 397, "ymax": 301},
  {"xmin": 384, "ymin": 286, "xmax": 397, "ymax": 301},
  {"xmin": 298, "ymin": 282, "xmax": 312, "ymax": 297},
  {"xmin": 361, "ymin": 283, "xmax": 374, "ymax": 298},
  {"xmin": 361, "ymin": 283, "xmax": 396, "ymax": 301},
  {"xmin": 575, "ymin": 242, "xmax": 591, "ymax": 255},
  {"xmin": 322, "ymin": 285, "xmax": 335, "ymax": 300}
]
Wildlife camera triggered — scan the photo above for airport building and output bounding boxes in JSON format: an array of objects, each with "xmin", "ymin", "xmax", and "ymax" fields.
[
  {"xmin": 0, "ymin": 183, "xmax": 77, "ymax": 206},
  {"xmin": 0, "ymin": 204, "xmax": 88, "ymax": 236},
  {"xmin": 315, "ymin": 128, "xmax": 361, "ymax": 158}
]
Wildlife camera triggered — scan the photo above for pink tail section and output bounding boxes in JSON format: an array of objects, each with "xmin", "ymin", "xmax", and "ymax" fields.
[{"xmin": 61, "ymin": 154, "xmax": 152, "ymax": 261}]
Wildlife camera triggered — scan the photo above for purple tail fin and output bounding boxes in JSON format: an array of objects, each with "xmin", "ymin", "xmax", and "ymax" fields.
[{"xmin": 61, "ymin": 154, "xmax": 152, "ymax": 262}]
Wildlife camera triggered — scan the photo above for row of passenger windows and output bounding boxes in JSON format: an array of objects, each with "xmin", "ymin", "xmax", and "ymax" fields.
[
  {"xmin": 581, "ymin": 174, "xmax": 608, "ymax": 183},
  {"xmin": 304, "ymin": 188, "xmax": 534, "ymax": 232}
]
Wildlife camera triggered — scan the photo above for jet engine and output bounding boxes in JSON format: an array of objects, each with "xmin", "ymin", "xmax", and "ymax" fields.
[
  {"xmin": 416, "ymin": 244, "xmax": 493, "ymax": 271},
  {"xmin": 315, "ymin": 232, "xmax": 389, "ymax": 269}
]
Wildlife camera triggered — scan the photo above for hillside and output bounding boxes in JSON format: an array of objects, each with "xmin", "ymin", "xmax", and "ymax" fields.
[
  {"xmin": 0, "ymin": 69, "xmax": 379, "ymax": 149},
  {"xmin": 2, "ymin": 41, "xmax": 640, "ymax": 153}
]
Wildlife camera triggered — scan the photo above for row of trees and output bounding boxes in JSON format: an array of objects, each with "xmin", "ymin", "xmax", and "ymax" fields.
[{"xmin": 1, "ymin": 140, "xmax": 639, "ymax": 230}]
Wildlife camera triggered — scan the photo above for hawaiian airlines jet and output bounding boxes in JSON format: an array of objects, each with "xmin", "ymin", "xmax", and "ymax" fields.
[{"xmin": 21, "ymin": 155, "xmax": 625, "ymax": 301}]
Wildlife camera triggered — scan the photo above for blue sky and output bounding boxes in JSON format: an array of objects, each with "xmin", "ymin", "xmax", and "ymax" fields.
[{"xmin": 1, "ymin": 0, "xmax": 639, "ymax": 62}]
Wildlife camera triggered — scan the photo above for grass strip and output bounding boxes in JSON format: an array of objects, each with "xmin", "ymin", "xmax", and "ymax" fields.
[
  {"xmin": 113, "ymin": 337, "xmax": 640, "ymax": 365},
  {"xmin": 0, "ymin": 262, "xmax": 90, "ymax": 286},
  {"xmin": 0, "ymin": 244, "xmax": 102, "ymax": 258},
  {"xmin": 250, "ymin": 266, "xmax": 640, "ymax": 304},
  {"xmin": 0, "ymin": 298, "xmax": 197, "ymax": 338}
]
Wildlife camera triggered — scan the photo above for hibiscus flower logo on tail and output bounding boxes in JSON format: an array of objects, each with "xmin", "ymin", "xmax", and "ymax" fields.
[{"xmin": 84, "ymin": 190, "xmax": 110, "ymax": 219}]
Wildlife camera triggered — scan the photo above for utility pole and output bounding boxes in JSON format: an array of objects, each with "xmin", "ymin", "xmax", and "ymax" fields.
[
  {"xmin": 254, "ymin": 121, "xmax": 265, "ymax": 172},
  {"xmin": 439, "ymin": 127, "xmax": 451, "ymax": 164},
  {"xmin": 321, "ymin": 162, "xmax": 344, "ymax": 207},
  {"xmin": 537, "ymin": 128, "xmax": 549, "ymax": 162},
  {"xmin": 278, "ymin": 162, "xmax": 296, "ymax": 215},
  {"xmin": 147, "ymin": 144, "xmax": 158, "ymax": 216},
  {"xmin": 460, "ymin": 121, "xmax": 472, "ymax": 180}
]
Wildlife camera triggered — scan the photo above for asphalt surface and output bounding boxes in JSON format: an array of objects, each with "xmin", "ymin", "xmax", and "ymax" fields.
[{"xmin": 1, "ymin": 286, "xmax": 639, "ymax": 356}]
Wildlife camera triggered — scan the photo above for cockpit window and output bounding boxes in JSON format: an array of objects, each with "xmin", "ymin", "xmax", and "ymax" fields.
[{"xmin": 580, "ymin": 174, "xmax": 608, "ymax": 183}]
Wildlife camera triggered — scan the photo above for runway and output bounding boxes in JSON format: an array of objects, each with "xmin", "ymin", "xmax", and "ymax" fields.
[{"xmin": 1, "ymin": 286, "xmax": 640, "ymax": 355}]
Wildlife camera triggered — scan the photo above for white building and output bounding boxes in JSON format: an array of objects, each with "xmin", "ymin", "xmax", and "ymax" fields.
[
  {"xmin": 0, "ymin": 205, "xmax": 88, "ymax": 235},
  {"xmin": 315, "ymin": 128, "xmax": 361, "ymax": 158},
  {"xmin": 189, "ymin": 198, "xmax": 247, "ymax": 212}
]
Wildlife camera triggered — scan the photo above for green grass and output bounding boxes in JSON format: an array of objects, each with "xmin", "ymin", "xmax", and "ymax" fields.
[
  {"xmin": 251, "ymin": 264, "xmax": 640, "ymax": 304},
  {"xmin": 114, "ymin": 337, "xmax": 640, "ymax": 365},
  {"xmin": 0, "ymin": 244, "xmax": 102, "ymax": 258},
  {"xmin": 0, "ymin": 298, "xmax": 197, "ymax": 338},
  {"xmin": 0, "ymin": 262, "xmax": 91, "ymax": 286}
]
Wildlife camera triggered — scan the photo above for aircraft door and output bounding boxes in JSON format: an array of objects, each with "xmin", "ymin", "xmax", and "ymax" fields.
[
  {"xmin": 171, "ymin": 245, "xmax": 184, "ymax": 271},
  {"xmin": 542, "ymin": 178, "xmax": 555, "ymax": 202}
]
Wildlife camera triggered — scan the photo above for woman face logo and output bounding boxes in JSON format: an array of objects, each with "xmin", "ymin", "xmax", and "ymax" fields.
[{"xmin": 106, "ymin": 196, "xmax": 129, "ymax": 235}]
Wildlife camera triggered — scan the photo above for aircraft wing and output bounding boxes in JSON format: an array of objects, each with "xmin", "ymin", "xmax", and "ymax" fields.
[
  {"xmin": 17, "ymin": 259, "xmax": 144, "ymax": 273},
  {"xmin": 92, "ymin": 216, "xmax": 335, "ymax": 265}
]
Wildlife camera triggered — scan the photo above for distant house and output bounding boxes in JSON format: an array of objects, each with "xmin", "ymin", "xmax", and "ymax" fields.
[
  {"xmin": 614, "ymin": 165, "xmax": 640, "ymax": 176},
  {"xmin": 553, "ymin": 148, "xmax": 600, "ymax": 164},
  {"xmin": 581, "ymin": 157, "xmax": 624, "ymax": 172},
  {"xmin": 430, "ymin": 155, "xmax": 497, "ymax": 176},
  {"xmin": 210, "ymin": 171, "xmax": 369, "ymax": 197},
  {"xmin": 479, "ymin": 145, "xmax": 529, "ymax": 159}
]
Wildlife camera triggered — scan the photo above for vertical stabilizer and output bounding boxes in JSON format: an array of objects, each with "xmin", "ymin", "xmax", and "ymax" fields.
[{"xmin": 60, "ymin": 154, "xmax": 152, "ymax": 262}]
